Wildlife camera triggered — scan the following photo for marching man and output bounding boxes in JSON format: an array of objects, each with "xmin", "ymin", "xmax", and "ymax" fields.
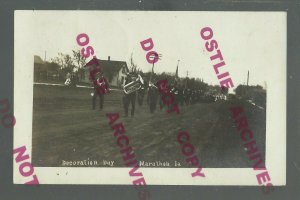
[
  {"xmin": 123, "ymin": 73, "xmax": 137, "ymax": 117},
  {"xmin": 92, "ymin": 73, "xmax": 109, "ymax": 111}
]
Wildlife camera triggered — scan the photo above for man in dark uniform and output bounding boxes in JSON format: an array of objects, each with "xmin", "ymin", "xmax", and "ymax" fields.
[
  {"xmin": 183, "ymin": 88, "xmax": 190, "ymax": 105},
  {"xmin": 177, "ymin": 85, "xmax": 185, "ymax": 106},
  {"xmin": 123, "ymin": 73, "xmax": 137, "ymax": 117},
  {"xmin": 137, "ymin": 85, "xmax": 146, "ymax": 106},
  {"xmin": 92, "ymin": 74, "xmax": 109, "ymax": 110},
  {"xmin": 170, "ymin": 82, "xmax": 179, "ymax": 105}
]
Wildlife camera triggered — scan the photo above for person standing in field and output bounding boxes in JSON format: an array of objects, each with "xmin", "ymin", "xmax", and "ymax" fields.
[
  {"xmin": 92, "ymin": 73, "xmax": 109, "ymax": 110},
  {"xmin": 123, "ymin": 73, "xmax": 137, "ymax": 117}
]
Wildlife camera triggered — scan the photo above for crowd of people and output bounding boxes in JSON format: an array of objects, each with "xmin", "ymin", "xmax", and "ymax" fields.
[
  {"xmin": 65, "ymin": 71, "xmax": 227, "ymax": 117},
  {"xmin": 121, "ymin": 73, "xmax": 227, "ymax": 117}
]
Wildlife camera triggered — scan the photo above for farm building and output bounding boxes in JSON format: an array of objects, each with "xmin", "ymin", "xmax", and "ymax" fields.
[
  {"xmin": 34, "ymin": 55, "xmax": 46, "ymax": 81},
  {"xmin": 34, "ymin": 55, "xmax": 61, "ymax": 82},
  {"xmin": 83, "ymin": 56, "xmax": 129, "ymax": 88}
]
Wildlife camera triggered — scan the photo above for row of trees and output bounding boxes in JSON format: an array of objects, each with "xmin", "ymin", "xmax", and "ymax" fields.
[
  {"xmin": 35, "ymin": 50, "xmax": 87, "ymax": 82},
  {"xmin": 50, "ymin": 50, "xmax": 87, "ymax": 75}
]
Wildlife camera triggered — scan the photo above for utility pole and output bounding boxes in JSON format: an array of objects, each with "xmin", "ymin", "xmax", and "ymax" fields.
[
  {"xmin": 175, "ymin": 60, "xmax": 180, "ymax": 78},
  {"xmin": 44, "ymin": 51, "xmax": 47, "ymax": 61},
  {"xmin": 174, "ymin": 60, "xmax": 180, "ymax": 85},
  {"xmin": 247, "ymin": 70, "xmax": 249, "ymax": 86}
]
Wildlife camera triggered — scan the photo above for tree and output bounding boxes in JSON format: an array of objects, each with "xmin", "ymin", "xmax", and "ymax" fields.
[
  {"xmin": 234, "ymin": 85, "xmax": 248, "ymax": 97},
  {"xmin": 45, "ymin": 61, "xmax": 60, "ymax": 72},
  {"xmin": 186, "ymin": 77, "xmax": 196, "ymax": 89},
  {"xmin": 72, "ymin": 50, "xmax": 87, "ymax": 80},
  {"xmin": 51, "ymin": 53, "xmax": 74, "ymax": 73},
  {"xmin": 221, "ymin": 86, "xmax": 229, "ymax": 95},
  {"xmin": 44, "ymin": 61, "xmax": 60, "ymax": 80},
  {"xmin": 128, "ymin": 54, "xmax": 140, "ymax": 74},
  {"xmin": 72, "ymin": 50, "xmax": 86, "ymax": 71}
]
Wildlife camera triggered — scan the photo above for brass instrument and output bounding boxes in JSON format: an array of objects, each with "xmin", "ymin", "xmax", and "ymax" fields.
[
  {"xmin": 148, "ymin": 81, "xmax": 158, "ymax": 89},
  {"xmin": 123, "ymin": 74, "xmax": 144, "ymax": 94}
]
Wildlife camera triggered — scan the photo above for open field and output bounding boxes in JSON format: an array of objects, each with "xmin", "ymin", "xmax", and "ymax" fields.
[{"xmin": 32, "ymin": 84, "xmax": 266, "ymax": 168}]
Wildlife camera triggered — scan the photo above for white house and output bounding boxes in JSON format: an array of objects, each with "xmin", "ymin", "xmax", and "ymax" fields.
[{"xmin": 82, "ymin": 56, "xmax": 129, "ymax": 88}]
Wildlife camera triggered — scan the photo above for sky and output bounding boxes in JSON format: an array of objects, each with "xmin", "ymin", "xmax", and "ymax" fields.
[{"xmin": 22, "ymin": 11, "xmax": 286, "ymax": 89}]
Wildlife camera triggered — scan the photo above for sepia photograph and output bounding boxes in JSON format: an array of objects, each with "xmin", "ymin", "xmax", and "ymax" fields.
[{"xmin": 14, "ymin": 11, "xmax": 286, "ymax": 185}]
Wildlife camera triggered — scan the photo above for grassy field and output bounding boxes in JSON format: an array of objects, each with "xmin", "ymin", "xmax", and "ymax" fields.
[{"xmin": 32, "ymin": 84, "xmax": 266, "ymax": 168}]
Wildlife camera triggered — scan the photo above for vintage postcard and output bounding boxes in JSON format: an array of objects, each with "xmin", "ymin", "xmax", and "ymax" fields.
[{"xmin": 14, "ymin": 11, "xmax": 286, "ymax": 186}]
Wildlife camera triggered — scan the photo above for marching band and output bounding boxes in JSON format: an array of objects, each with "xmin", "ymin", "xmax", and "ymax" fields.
[
  {"xmin": 64, "ymin": 64, "xmax": 224, "ymax": 116},
  {"xmin": 120, "ymin": 72, "xmax": 222, "ymax": 117}
]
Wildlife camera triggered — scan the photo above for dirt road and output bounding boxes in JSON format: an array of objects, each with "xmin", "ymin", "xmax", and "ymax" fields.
[{"xmin": 32, "ymin": 84, "xmax": 266, "ymax": 168}]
